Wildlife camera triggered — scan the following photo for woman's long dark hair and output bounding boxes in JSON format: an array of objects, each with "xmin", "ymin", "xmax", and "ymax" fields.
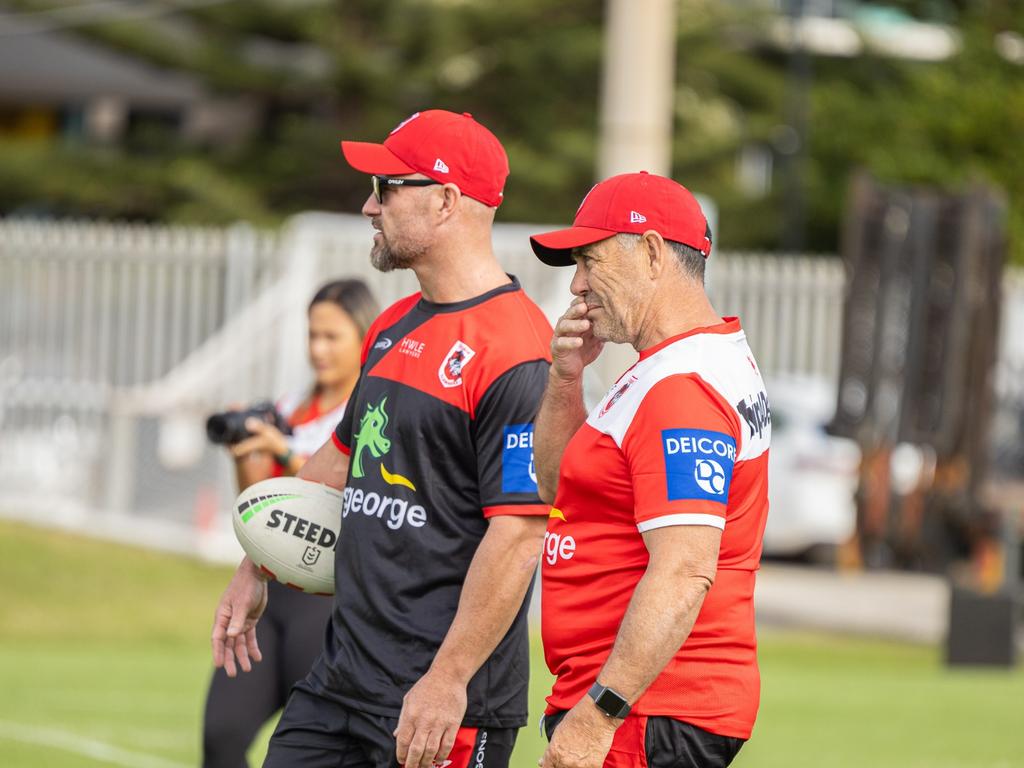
[{"xmin": 308, "ymin": 278, "xmax": 379, "ymax": 338}]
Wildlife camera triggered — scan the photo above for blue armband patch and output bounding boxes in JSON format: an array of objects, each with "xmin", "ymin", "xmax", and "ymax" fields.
[
  {"xmin": 662, "ymin": 428, "xmax": 736, "ymax": 501},
  {"xmin": 502, "ymin": 423, "xmax": 537, "ymax": 493}
]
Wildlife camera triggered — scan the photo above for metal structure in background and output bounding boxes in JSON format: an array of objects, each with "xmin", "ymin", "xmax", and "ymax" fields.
[
  {"xmin": 1, "ymin": 212, "xmax": 1021, "ymax": 566},
  {"xmin": 830, "ymin": 174, "xmax": 1017, "ymax": 664}
]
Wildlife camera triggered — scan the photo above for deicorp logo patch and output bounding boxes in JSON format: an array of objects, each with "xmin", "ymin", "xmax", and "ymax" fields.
[
  {"xmin": 662, "ymin": 429, "xmax": 736, "ymax": 502},
  {"xmin": 502, "ymin": 423, "xmax": 537, "ymax": 493}
]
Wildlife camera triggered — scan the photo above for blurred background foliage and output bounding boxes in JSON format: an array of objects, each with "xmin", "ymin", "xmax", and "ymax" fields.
[{"xmin": 0, "ymin": 0, "xmax": 1021, "ymax": 260}]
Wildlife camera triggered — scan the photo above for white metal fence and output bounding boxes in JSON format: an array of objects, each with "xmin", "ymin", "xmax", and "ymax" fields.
[
  {"xmin": 709, "ymin": 253, "xmax": 846, "ymax": 385},
  {"xmin": 0, "ymin": 219, "xmax": 279, "ymax": 422},
  {"xmin": 1, "ymin": 213, "xmax": 1020, "ymax": 559}
]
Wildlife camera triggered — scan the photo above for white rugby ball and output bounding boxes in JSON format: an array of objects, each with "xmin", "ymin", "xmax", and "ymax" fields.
[{"xmin": 232, "ymin": 476, "xmax": 343, "ymax": 595}]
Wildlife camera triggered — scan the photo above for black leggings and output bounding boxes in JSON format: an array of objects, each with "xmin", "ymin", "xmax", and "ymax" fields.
[{"xmin": 202, "ymin": 580, "xmax": 333, "ymax": 768}]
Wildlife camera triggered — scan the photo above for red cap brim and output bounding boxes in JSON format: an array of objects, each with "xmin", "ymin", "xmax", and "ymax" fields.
[
  {"xmin": 529, "ymin": 226, "xmax": 618, "ymax": 267},
  {"xmin": 340, "ymin": 141, "xmax": 416, "ymax": 175}
]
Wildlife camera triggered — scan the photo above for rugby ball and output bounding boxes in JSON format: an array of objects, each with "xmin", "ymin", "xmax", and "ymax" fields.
[{"xmin": 232, "ymin": 476, "xmax": 343, "ymax": 595}]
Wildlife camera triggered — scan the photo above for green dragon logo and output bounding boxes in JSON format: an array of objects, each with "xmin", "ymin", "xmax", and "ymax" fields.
[{"xmin": 351, "ymin": 397, "xmax": 392, "ymax": 479}]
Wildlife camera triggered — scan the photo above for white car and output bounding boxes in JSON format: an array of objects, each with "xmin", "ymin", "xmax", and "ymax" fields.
[{"xmin": 763, "ymin": 377, "xmax": 860, "ymax": 559}]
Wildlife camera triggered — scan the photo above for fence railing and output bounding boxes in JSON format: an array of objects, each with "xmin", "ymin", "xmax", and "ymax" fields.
[
  {"xmin": 709, "ymin": 252, "xmax": 846, "ymax": 385},
  {"xmin": 0, "ymin": 219, "xmax": 279, "ymax": 424},
  {"xmin": 1, "ymin": 213, "xmax": 1021, "ymax": 559}
]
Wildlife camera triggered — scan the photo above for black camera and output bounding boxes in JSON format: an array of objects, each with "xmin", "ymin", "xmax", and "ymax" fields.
[{"xmin": 206, "ymin": 401, "xmax": 293, "ymax": 445}]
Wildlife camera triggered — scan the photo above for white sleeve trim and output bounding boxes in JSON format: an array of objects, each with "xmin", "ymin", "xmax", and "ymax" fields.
[{"xmin": 636, "ymin": 513, "xmax": 726, "ymax": 532}]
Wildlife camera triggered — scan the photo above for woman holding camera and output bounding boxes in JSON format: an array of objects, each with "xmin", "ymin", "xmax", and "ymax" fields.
[{"xmin": 203, "ymin": 278, "xmax": 379, "ymax": 768}]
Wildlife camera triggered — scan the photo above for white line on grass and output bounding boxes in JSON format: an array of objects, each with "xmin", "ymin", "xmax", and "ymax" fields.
[{"xmin": 0, "ymin": 720, "xmax": 190, "ymax": 768}]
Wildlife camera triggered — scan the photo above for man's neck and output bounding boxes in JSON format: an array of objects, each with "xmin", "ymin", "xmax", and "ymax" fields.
[
  {"xmin": 413, "ymin": 240, "xmax": 511, "ymax": 304},
  {"xmin": 634, "ymin": 284, "xmax": 723, "ymax": 352}
]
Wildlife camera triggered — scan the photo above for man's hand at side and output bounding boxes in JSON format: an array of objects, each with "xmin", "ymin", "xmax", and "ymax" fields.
[
  {"xmin": 394, "ymin": 667, "xmax": 468, "ymax": 768},
  {"xmin": 540, "ymin": 700, "xmax": 618, "ymax": 768},
  {"xmin": 394, "ymin": 515, "xmax": 545, "ymax": 768},
  {"xmin": 211, "ymin": 556, "xmax": 269, "ymax": 677}
]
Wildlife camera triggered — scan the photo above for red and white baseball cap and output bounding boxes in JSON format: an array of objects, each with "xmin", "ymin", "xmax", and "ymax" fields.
[
  {"xmin": 340, "ymin": 110, "xmax": 510, "ymax": 208},
  {"xmin": 530, "ymin": 171, "xmax": 712, "ymax": 266}
]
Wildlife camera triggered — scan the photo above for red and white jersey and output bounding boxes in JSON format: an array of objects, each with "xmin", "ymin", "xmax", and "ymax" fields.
[
  {"xmin": 277, "ymin": 390, "xmax": 348, "ymax": 457},
  {"xmin": 541, "ymin": 317, "xmax": 770, "ymax": 739}
]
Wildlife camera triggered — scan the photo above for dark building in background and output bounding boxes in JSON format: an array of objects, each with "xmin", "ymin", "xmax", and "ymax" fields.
[{"xmin": 0, "ymin": 13, "xmax": 258, "ymax": 147}]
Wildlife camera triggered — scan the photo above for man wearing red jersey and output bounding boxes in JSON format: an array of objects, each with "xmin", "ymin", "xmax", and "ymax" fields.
[
  {"xmin": 211, "ymin": 111, "xmax": 553, "ymax": 768},
  {"xmin": 530, "ymin": 172, "xmax": 771, "ymax": 768}
]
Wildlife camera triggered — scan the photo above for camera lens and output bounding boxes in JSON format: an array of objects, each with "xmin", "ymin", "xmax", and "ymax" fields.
[{"xmin": 206, "ymin": 413, "xmax": 233, "ymax": 444}]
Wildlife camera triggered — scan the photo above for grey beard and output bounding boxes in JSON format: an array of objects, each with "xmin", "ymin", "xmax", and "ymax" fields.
[
  {"xmin": 591, "ymin": 315, "xmax": 628, "ymax": 345},
  {"xmin": 370, "ymin": 239, "xmax": 416, "ymax": 273}
]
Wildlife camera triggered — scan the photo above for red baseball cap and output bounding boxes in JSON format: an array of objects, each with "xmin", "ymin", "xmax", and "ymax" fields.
[
  {"xmin": 340, "ymin": 110, "xmax": 510, "ymax": 208},
  {"xmin": 530, "ymin": 171, "xmax": 712, "ymax": 266}
]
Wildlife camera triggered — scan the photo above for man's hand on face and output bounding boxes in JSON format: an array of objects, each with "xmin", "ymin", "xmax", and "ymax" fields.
[{"xmin": 550, "ymin": 297, "xmax": 604, "ymax": 384}]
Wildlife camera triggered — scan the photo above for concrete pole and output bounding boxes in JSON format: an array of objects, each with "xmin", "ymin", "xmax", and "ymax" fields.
[
  {"xmin": 597, "ymin": 0, "xmax": 678, "ymax": 179},
  {"xmin": 593, "ymin": 0, "xmax": 678, "ymax": 388}
]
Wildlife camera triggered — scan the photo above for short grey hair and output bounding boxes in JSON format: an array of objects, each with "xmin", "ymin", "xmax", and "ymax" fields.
[{"xmin": 616, "ymin": 233, "xmax": 706, "ymax": 284}]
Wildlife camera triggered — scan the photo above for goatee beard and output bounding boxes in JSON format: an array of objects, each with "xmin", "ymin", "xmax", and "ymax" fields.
[{"xmin": 370, "ymin": 240, "xmax": 415, "ymax": 273}]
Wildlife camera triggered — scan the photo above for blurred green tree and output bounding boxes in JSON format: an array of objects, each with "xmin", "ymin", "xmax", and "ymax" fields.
[{"xmin": 0, "ymin": 0, "xmax": 1020, "ymax": 261}]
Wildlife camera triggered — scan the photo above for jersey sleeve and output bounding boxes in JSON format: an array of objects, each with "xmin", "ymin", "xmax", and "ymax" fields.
[
  {"xmin": 621, "ymin": 373, "xmax": 742, "ymax": 532},
  {"xmin": 471, "ymin": 359, "xmax": 551, "ymax": 518}
]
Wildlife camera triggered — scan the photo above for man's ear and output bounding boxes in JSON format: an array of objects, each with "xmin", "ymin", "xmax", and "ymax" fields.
[
  {"xmin": 437, "ymin": 183, "xmax": 462, "ymax": 221},
  {"xmin": 641, "ymin": 230, "xmax": 667, "ymax": 278}
]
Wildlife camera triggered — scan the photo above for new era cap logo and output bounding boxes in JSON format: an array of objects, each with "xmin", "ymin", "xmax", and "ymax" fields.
[
  {"xmin": 433, "ymin": 158, "xmax": 450, "ymax": 173},
  {"xmin": 630, "ymin": 210, "xmax": 647, "ymax": 224}
]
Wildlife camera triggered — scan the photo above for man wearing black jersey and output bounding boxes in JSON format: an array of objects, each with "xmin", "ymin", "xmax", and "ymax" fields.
[{"xmin": 212, "ymin": 110, "xmax": 552, "ymax": 768}]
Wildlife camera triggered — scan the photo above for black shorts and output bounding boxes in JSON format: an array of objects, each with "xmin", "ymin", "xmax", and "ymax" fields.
[
  {"xmin": 544, "ymin": 710, "xmax": 744, "ymax": 768},
  {"xmin": 264, "ymin": 687, "xmax": 517, "ymax": 768}
]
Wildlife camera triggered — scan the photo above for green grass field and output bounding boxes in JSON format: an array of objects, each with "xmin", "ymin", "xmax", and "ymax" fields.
[{"xmin": 1, "ymin": 520, "xmax": 1022, "ymax": 767}]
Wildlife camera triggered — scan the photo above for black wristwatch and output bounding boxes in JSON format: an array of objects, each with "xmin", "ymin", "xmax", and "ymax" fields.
[{"xmin": 588, "ymin": 681, "xmax": 631, "ymax": 719}]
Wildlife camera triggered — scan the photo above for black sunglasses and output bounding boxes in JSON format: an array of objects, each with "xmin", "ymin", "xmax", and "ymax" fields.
[{"xmin": 372, "ymin": 175, "xmax": 440, "ymax": 204}]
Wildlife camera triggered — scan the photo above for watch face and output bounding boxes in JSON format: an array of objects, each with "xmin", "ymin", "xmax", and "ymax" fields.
[{"xmin": 595, "ymin": 688, "xmax": 627, "ymax": 714}]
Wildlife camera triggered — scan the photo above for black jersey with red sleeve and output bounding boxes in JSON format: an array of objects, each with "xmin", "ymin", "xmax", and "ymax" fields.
[{"xmin": 298, "ymin": 276, "xmax": 552, "ymax": 728}]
